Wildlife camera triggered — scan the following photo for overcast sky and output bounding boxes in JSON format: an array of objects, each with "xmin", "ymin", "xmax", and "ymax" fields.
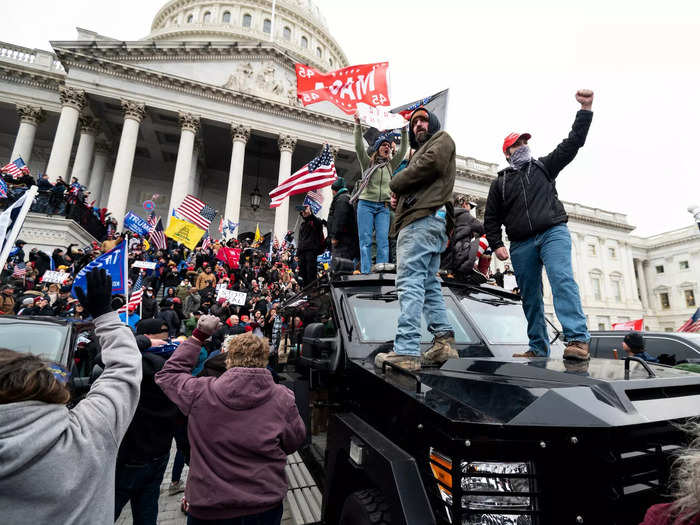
[{"xmin": 4, "ymin": 0, "xmax": 700, "ymax": 236}]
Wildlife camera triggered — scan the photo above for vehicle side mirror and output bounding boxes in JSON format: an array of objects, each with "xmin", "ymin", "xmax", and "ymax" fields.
[{"xmin": 302, "ymin": 322, "xmax": 336, "ymax": 359}]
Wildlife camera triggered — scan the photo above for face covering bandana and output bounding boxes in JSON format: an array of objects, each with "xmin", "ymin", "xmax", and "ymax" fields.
[{"xmin": 509, "ymin": 145, "xmax": 532, "ymax": 170}]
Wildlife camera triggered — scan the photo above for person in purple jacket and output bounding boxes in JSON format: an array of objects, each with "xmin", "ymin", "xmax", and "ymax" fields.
[{"xmin": 155, "ymin": 315, "xmax": 306, "ymax": 525}]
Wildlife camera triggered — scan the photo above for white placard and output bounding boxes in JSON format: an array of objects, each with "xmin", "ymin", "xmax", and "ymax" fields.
[
  {"xmin": 503, "ymin": 274, "xmax": 518, "ymax": 292},
  {"xmin": 132, "ymin": 260, "xmax": 157, "ymax": 270},
  {"xmin": 216, "ymin": 289, "xmax": 247, "ymax": 306},
  {"xmin": 42, "ymin": 271, "xmax": 69, "ymax": 284}
]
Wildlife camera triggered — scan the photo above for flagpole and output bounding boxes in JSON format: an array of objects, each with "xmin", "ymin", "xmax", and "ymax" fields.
[
  {"xmin": 0, "ymin": 185, "xmax": 38, "ymax": 271},
  {"xmin": 124, "ymin": 233, "xmax": 129, "ymax": 328}
]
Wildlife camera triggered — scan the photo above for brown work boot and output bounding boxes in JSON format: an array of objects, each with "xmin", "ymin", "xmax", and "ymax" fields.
[
  {"xmin": 375, "ymin": 351, "xmax": 421, "ymax": 371},
  {"xmin": 512, "ymin": 350, "xmax": 539, "ymax": 358},
  {"xmin": 564, "ymin": 341, "xmax": 590, "ymax": 361},
  {"xmin": 423, "ymin": 333, "xmax": 458, "ymax": 366}
]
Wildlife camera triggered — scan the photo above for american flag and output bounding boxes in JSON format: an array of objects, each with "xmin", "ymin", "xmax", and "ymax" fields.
[
  {"xmin": 118, "ymin": 273, "xmax": 144, "ymax": 313},
  {"xmin": 269, "ymin": 144, "xmax": 337, "ymax": 208},
  {"xmin": 678, "ymin": 307, "xmax": 700, "ymax": 333},
  {"xmin": 12, "ymin": 262, "xmax": 26, "ymax": 278},
  {"xmin": 149, "ymin": 217, "xmax": 167, "ymax": 250},
  {"xmin": 0, "ymin": 177, "xmax": 7, "ymax": 199},
  {"xmin": 175, "ymin": 195, "xmax": 218, "ymax": 230},
  {"xmin": 307, "ymin": 190, "xmax": 323, "ymax": 204},
  {"xmin": 202, "ymin": 234, "xmax": 212, "ymax": 251},
  {"xmin": 1, "ymin": 157, "xmax": 29, "ymax": 179}
]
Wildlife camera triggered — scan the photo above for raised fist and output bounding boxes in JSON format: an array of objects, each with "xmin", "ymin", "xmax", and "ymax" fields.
[
  {"xmin": 495, "ymin": 246, "xmax": 510, "ymax": 261},
  {"xmin": 74, "ymin": 268, "xmax": 113, "ymax": 319},
  {"xmin": 575, "ymin": 89, "xmax": 594, "ymax": 110}
]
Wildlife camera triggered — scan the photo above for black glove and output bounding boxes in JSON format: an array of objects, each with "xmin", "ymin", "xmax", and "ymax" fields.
[{"xmin": 75, "ymin": 268, "xmax": 113, "ymax": 319}]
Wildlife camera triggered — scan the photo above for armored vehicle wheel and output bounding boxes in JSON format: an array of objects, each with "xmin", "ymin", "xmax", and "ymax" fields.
[{"xmin": 339, "ymin": 488, "xmax": 391, "ymax": 525}]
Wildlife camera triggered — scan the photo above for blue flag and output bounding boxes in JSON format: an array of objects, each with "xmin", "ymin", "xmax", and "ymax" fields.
[
  {"xmin": 71, "ymin": 241, "xmax": 127, "ymax": 298},
  {"xmin": 303, "ymin": 194, "xmax": 322, "ymax": 215},
  {"xmin": 123, "ymin": 211, "xmax": 152, "ymax": 236},
  {"xmin": 317, "ymin": 250, "xmax": 332, "ymax": 265}
]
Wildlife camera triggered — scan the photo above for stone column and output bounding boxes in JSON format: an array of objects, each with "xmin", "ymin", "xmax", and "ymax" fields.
[
  {"xmin": 89, "ymin": 142, "xmax": 110, "ymax": 207},
  {"xmin": 106, "ymin": 100, "xmax": 146, "ymax": 228},
  {"xmin": 635, "ymin": 259, "xmax": 650, "ymax": 310},
  {"xmin": 168, "ymin": 113, "xmax": 200, "ymax": 222},
  {"xmin": 188, "ymin": 139, "xmax": 202, "ymax": 197},
  {"xmin": 225, "ymin": 123, "xmax": 250, "ymax": 225},
  {"xmin": 70, "ymin": 116, "xmax": 99, "ymax": 186},
  {"xmin": 45, "ymin": 86, "xmax": 86, "ymax": 181},
  {"xmin": 11, "ymin": 105, "xmax": 44, "ymax": 164},
  {"xmin": 274, "ymin": 134, "xmax": 297, "ymax": 242}
]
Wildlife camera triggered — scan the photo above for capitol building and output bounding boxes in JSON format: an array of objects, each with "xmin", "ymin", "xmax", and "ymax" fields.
[{"xmin": 0, "ymin": 0, "xmax": 697, "ymax": 332}]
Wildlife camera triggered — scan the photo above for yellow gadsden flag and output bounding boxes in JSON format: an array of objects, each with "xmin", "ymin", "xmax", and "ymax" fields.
[
  {"xmin": 164, "ymin": 216, "xmax": 205, "ymax": 250},
  {"xmin": 254, "ymin": 223, "xmax": 263, "ymax": 244}
]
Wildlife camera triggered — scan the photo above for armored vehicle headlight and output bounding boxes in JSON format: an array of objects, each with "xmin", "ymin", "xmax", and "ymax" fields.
[{"xmin": 461, "ymin": 461, "xmax": 533, "ymax": 525}]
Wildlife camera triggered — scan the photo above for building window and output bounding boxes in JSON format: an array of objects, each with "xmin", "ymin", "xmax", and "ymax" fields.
[
  {"xmin": 587, "ymin": 244, "xmax": 596, "ymax": 256},
  {"xmin": 242, "ymin": 13, "xmax": 252, "ymax": 28},
  {"xmin": 598, "ymin": 323, "xmax": 606, "ymax": 330},
  {"xmin": 608, "ymin": 247, "xmax": 616, "ymax": 258},
  {"xmin": 316, "ymin": 46, "xmax": 323, "ymax": 57},
  {"xmin": 664, "ymin": 327, "xmax": 674, "ymax": 332},
  {"xmin": 655, "ymin": 265, "xmax": 664, "ymax": 274},
  {"xmin": 597, "ymin": 316, "xmax": 610, "ymax": 330},
  {"xmin": 611, "ymin": 279, "xmax": 622, "ymax": 303},
  {"xmin": 686, "ymin": 290, "xmax": 696, "ymax": 307},
  {"xmin": 301, "ymin": 35, "xmax": 308, "ymax": 48},
  {"xmin": 263, "ymin": 18, "xmax": 272, "ymax": 33},
  {"xmin": 591, "ymin": 275, "xmax": 602, "ymax": 301},
  {"xmin": 203, "ymin": 11, "xmax": 211, "ymax": 23},
  {"xmin": 660, "ymin": 292, "xmax": 670, "ymax": 309},
  {"xmin": 187, "ymin": 14, "xmax": 194, "ymax": 23},
  {"xmin": 283, "ymin": 26, "xmax": 291, "ymax": 40},
  {"xmin": 680, "ymin": 260, "xmax": 690, "ymax": 270},
  {"xmin": 222, "ymin": 11, "xmax": 231, "ymax": 23}
]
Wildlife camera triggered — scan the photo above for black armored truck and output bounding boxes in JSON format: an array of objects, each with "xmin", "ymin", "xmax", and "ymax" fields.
[{"xmin": 277, "ymin": 269, "xmax": 700, "ymax": 525}]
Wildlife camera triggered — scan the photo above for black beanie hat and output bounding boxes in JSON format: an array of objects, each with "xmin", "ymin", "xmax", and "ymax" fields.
[
  {"xmin": 408, "ymin": 107, "xmax": 441, "ymax": 150},
  {"xmin": 624, "ymin": 331, "xmax": 644, "ymax": 352},
  {"xmin": 137, "ymin": 318, "xmax": 168, "ymax": 335}
]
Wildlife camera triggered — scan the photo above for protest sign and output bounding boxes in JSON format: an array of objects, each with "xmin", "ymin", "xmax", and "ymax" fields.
[
  {"xmin": 296, "ymin": 62, "xmax": 390, "ymax": 115},
  {"xmin": 42, "ymin": 270, "xmax": 69, "ymax": 284},
  {"xmin": 216, "ymin": 288, "xmax": 247, "ymax": 306},
  {"xmin": 356, "ymin": 104, "xmax": 407, "ymax": 131},
  {"xmin": 72, "ymin": 241, "xmax": 127, "ymax": 298},
  {"xmin": 132, "ymin": 260, "xmax": 157, "ymax": 270},
  {"xmin": 164, "ymin": 216, "xmax": 205, "ymax": 250},
  {"xmin": 123, "ymin": 211, "xmax": 152, "ymax": 236}
]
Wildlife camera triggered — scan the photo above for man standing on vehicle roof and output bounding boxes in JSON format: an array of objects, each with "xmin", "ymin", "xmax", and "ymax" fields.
[
  {"xmin": 375, "ymin": 107, "xmax": 458, "ymax": 371},
  {"xmin": 484, "ymin": 90, "xmax": 594, "ymax": 361}
]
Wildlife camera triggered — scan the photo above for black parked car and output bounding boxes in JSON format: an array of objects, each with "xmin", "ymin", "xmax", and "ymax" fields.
[
  {"xmin": 0, "ymin": 315, "xmax": 95, "ymax": 398},
  {"xmin": 277, "ymin": 271, "xmax": 700, "ymax": 525},
  {"xmin": 589, "ymin": 330, "xmax": 700, "ymax": 365}
]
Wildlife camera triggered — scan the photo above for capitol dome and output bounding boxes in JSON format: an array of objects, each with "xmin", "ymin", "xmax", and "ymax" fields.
[{"xmin": 147, "ymin": 0, "xmax": 349, "ymax": 72}]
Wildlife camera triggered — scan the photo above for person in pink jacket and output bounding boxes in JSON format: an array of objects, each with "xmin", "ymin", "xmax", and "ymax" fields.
[{"xmin": 155, "ymin": 315, "xmax": 306, "ymax": 525}]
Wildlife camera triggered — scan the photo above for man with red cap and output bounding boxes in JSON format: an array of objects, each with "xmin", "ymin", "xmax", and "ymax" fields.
[
  {"xmin": 375, "ymin": 106, "xmax": 458, "ymax": 371},
  {"xmin": 484, "ymin": 90, "xmax": 594, "ymax": 361}
]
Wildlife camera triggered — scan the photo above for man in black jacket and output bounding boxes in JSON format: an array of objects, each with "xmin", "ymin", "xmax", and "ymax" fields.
[
  {"xmin": 327, "ymin": 177, "xmax": 359, "ymax": 262},
  {"xmin": 484, "ymin": 89, "xmax": 594, "ymax": 361},
  {"xmin": 297, "ymin": 205, "xmax": 325, "ymax": 286}
]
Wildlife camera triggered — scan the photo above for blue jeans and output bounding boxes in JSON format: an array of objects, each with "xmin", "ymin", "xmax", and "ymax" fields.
[
  {"xmin": 115, "ymin": 454, "xmax": 170, "ymax": 525},
  {"xmin": 394, "ymin": 215, "xmax": 453, "ymax": 356},
  {"xmin": 509, "ymin": 224, "xmax": 590, "ymax": 356},
  {"xmin": 357, "ymin": 199, "xmax": 390, "ymax": 274},
  {"xmin": 187, "ymin": 503, "xmax": 283, "ymax": 525}
]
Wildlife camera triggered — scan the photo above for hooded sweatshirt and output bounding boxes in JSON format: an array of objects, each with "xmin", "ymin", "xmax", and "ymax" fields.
[
  {"xmin": 155, "ymin": 336, "xmax": 306, "ymax": 520},
  {"xmin": 0, "ymin": 312, "xmax": 141, "ymax": 525}
]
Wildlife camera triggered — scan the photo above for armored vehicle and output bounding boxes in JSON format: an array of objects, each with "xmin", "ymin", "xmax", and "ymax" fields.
[{"xmin": 278, "ymin": 271, "xmax": 700, "ymax": 525}]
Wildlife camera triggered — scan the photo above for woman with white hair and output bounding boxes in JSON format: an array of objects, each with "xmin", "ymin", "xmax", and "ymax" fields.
[
  {"xmin": 155, "ymin": 316, "xmax": 305, "ymax": 525},
  {"xmin": 641, "ymin": 423, "xmax": 700, "ymax": 524}
]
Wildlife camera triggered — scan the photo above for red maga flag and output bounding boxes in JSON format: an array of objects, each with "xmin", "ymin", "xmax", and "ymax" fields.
[
  {"xmin": 611, "ymin": 319, "xmax": 644, "ymax": 331},
  {"xmin": 216, "ymin": 247, "xmax": 241, "ymax": 270},
  {"xmin": 296, "ymin": 62, "xmax": 390, "ymax": 115}
]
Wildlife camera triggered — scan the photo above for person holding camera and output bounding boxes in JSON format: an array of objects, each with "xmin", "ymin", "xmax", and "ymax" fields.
[
  {"xmin": 484, "ymin": 90, "xmax": 594, "ymax": 360},
  {"xmin": 375, "ymin": 107, "xmax": 458, "ymax": 371},
  {"xmin": 0, "ymin": 269, "xmax": 142, "ymax": 525}
]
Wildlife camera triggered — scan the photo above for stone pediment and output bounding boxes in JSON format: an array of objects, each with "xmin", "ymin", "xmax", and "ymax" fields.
[{"xmin": 51, "ymin": 40, "xmax": 303, "ymax": 106}]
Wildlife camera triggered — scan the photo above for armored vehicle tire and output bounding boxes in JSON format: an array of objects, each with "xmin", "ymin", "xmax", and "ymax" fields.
[{"xmin": 339, "ymin": 488, "xmax": 391, "ymax": 525}]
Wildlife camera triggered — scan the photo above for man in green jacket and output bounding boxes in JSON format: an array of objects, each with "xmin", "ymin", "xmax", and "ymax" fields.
[
  {"xmin": 352, "ymin": 114, "xmax": 408, "ymax": 273},
  {"xmin": 375, "ymin": 108, "xmax": 458, "ymax": 371}
]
